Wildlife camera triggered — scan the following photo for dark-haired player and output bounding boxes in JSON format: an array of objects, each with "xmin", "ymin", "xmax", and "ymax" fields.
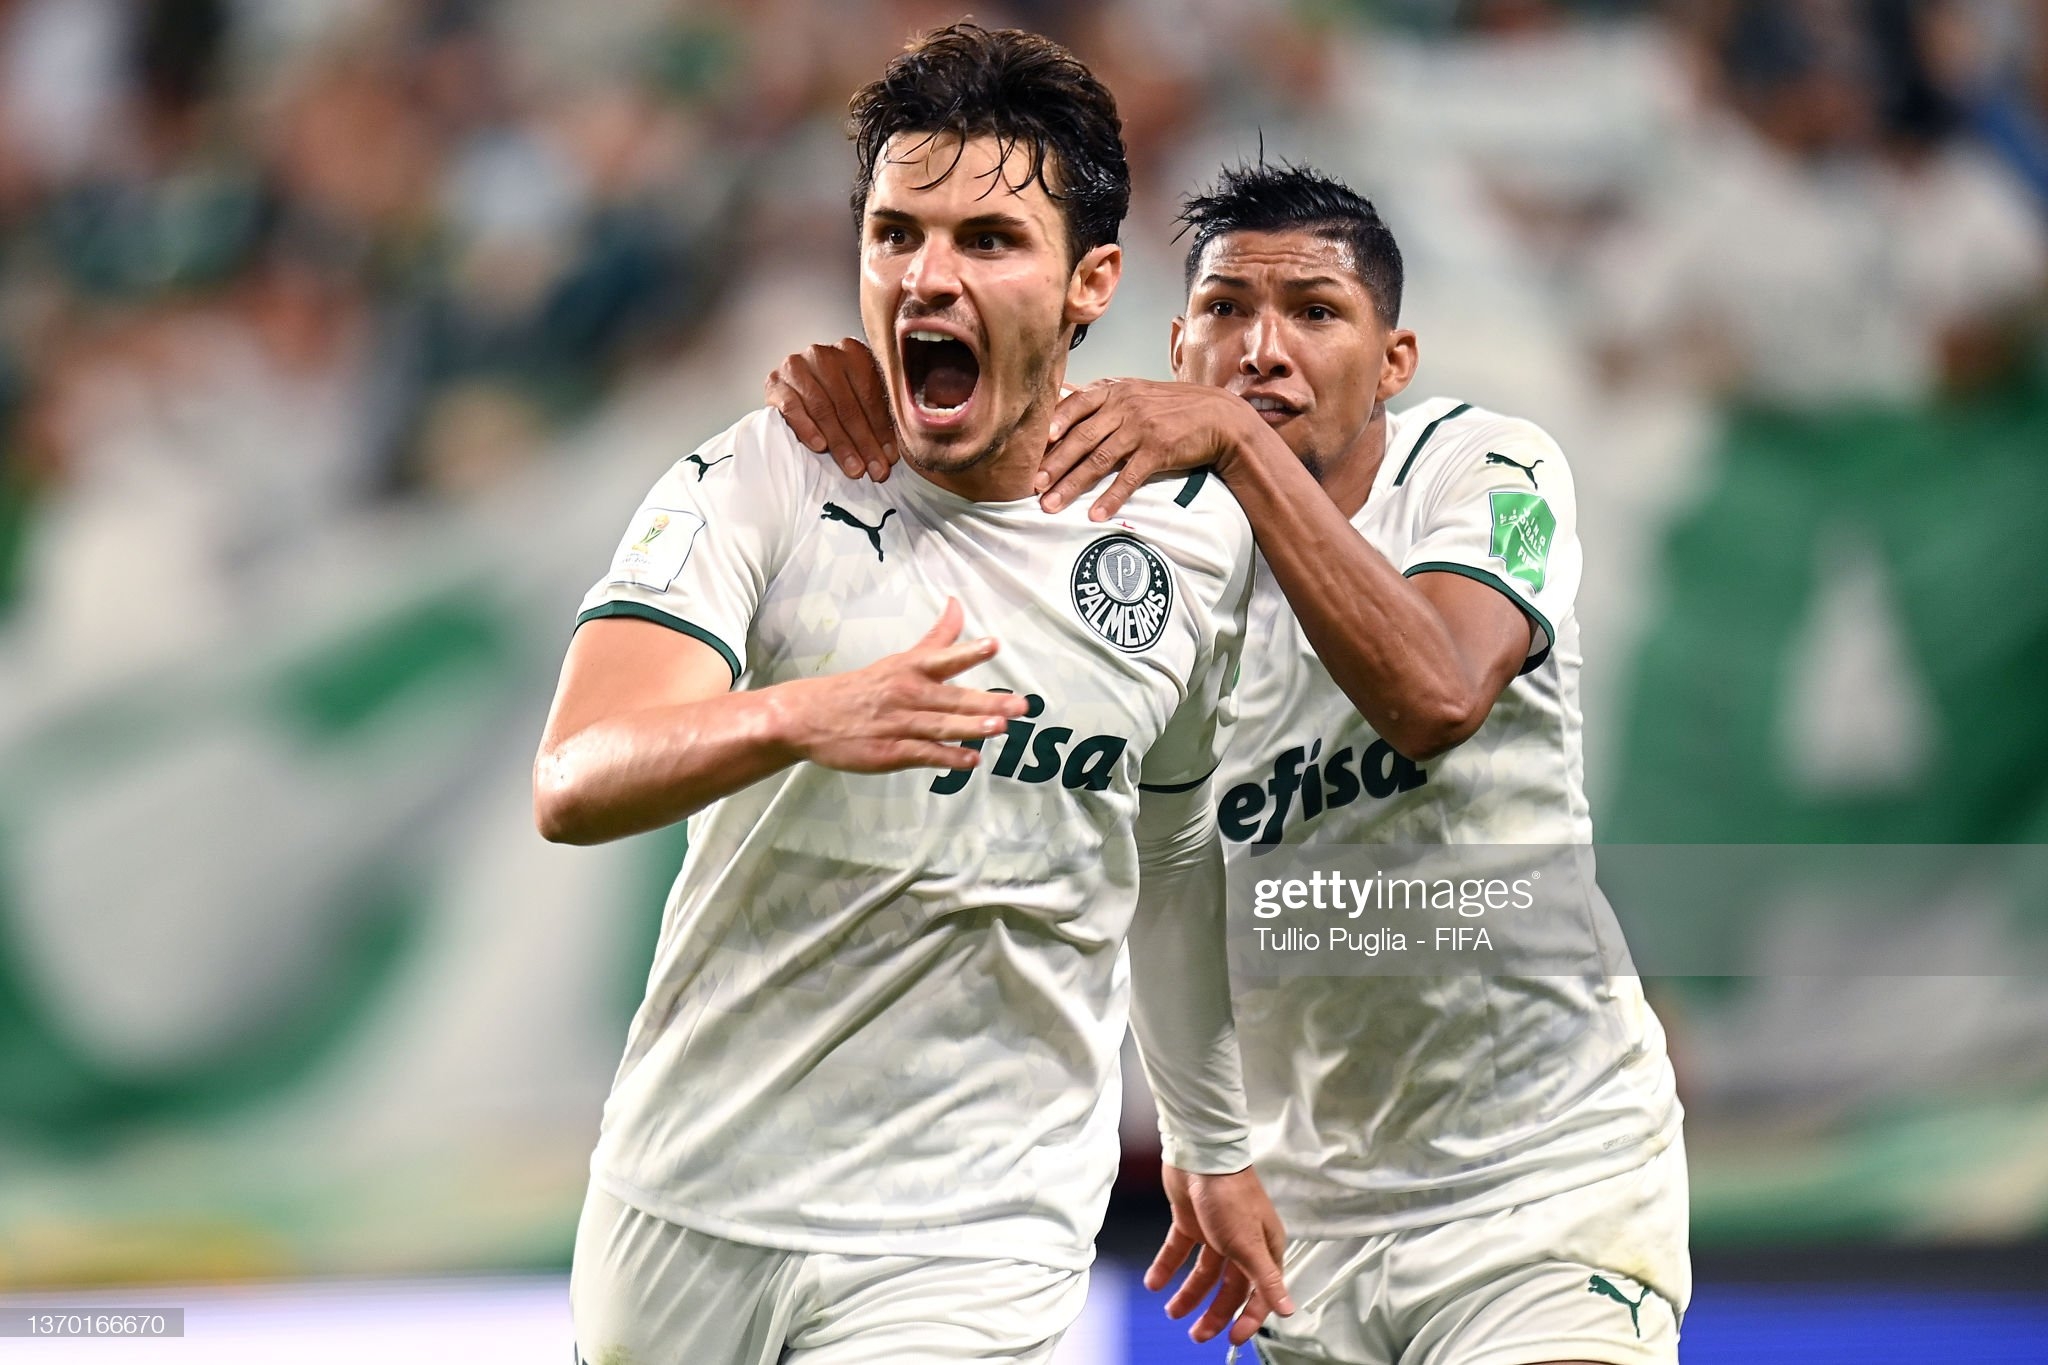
[
  {"xmin": 771, "ymin": 163, "xmax": 1686, "ymax": 1365},
  {"xmin": 539, "ymin": 27, "xmax": 1292, "ymax": 1364}
]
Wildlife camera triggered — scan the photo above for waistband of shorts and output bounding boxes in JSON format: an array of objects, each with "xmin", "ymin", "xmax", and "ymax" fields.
[{"xmin": 590, "ymin": 1168, "xmax": 1099, "ymax": 1273}]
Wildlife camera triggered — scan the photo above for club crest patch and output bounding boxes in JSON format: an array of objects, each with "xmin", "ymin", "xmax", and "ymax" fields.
[
  {"xmin": 1072, "ymin": 533, "xmax": 1172, "ymax": 652},
  {"xmin": 609, "ymin": 506, "xmax": 704, "ymax": 590}
]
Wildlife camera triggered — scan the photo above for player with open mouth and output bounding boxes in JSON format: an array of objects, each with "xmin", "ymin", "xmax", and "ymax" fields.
[{"xmin": 543, "ymin": 25, "xmax": 1291, "ymax": 1365}]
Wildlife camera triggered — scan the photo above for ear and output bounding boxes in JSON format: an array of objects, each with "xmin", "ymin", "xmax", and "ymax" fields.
[
  {"xmin": 1169, "ymin": 314, "xmax": 1186, "ymax": 378},
  {"xmin": 1377, "ymin": 327, "xmax": 1420, "ymax": 403},
  {"xmin": 1064, "ymin": 243, "xmax": 1122, "ymax": 331}
]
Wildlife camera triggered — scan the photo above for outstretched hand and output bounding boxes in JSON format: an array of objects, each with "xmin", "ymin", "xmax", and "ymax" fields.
[
  {"xmin": 1039, "ymin": 380, "xmax": 1263, "ymax": 520},
  {"xmin": 765, "ymin": 337, "xmax": 898, "ymax": 482},
  {"xmin": 1146, "ymin": 1163, "xmax": 1295, "ymax": 1347},
  {"xmin": 775, "ymin": 599, "xmax": 1026, "ymax": 774}
]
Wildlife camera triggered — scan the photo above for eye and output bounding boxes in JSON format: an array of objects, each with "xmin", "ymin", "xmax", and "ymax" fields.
[
  {"xmin": 1304, "ymin": 304, "xmax": 1335, "ymax": 322},
  {"xmin": 971, "ymin": 231, "xmax": 1005, "ymax": 252},
  {"xmin": 876, "ymin": 225, "xmax": 910, "ymax": 249},
  {"xmin": 1207, "ymin": 299, "xmax": 1238, "ymax": 317}
]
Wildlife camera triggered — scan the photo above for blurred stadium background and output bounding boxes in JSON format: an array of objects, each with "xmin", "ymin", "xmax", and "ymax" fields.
[{"xmin": 1, "ymin": 0, "xmax": 2045, "ymax": 1359}]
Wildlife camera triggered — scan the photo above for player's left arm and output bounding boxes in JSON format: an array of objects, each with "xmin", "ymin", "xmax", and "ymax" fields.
[
  {"xmin": 1126, "ymin": 534, "xmax": 1293, "ymax": 1346},
  {"xmin": 1127, "ymin": 779, "xmax": 1294, "ymax": 1346},
  {"xmin": 1209, "ymin": 425, "xmax": 1538, "ymax": 762},
  {"xmin": 1041, "ymin": 382, "xmax": 1537, "ymax": 763}
]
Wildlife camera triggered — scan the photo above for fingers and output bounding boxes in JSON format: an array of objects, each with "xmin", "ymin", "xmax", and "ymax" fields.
[
  {"xmin": 1085, "ymin": 459, "xmax": 1150, "ymax": 522},
  {"xmin": 915, "ymin": 637, "xmax": 1004, "ymax": 683},
  {"xmin": 778, "ymin": 347, "xmax": 867, "ymax": 476},
  {"xmin": 765, "ymin": 367, "xmax": 830, "ymax": 457},
  {"xmin": 1228, "ymin": 1288, "xmax": 1275, "ymax": 1348},
  {"xmin": 1188, "ymin": 1262, "xmax": 1253, "ymax": 1343},
  {"xmin": 1164, "ymin": 1246, "xmax": 1226, "ymax": 1320},
  {"xmin": 908, "ymin": 681, "xmax": 1028, "ymax": 717},
  {"xmin": 1144, "ymin": 1224, "xmax": 1201, "ymax": 1293},
  {"xmin": 1042, "ymin": 427, "xmax": 1145, "ymax": 515},
  {"xmin": 866, "ymin": 738, "xmax": 986, "ymax": 772},
  {"xmin": 819, "ymin": 342, "xmax": 896, "ymax": 481},
  {"xmin": 1037, "ymin": 405, "xmax": 1124, "ymax": 508},
  {"xmin": 1214, "ymin": 1214, "xmax": 1293, "ymax": 1321},
  {"xmin": 916, "ymin": 598, "xmax": 965, "ymax": 649},
  {"xmin": 1256, "ymin": 1215, "xmax": 1296, "ymax": 1318},
  {"xmin": 1044, "ymin": 383, "xmax": 1111, "ymax": 451},
  {"xmin": 898, "ymin": 709, "xmax": 1013, "ymax": 743},
  {"xmin": 847, "ymin": 341, "xmax": 897, "ymax": 481}
]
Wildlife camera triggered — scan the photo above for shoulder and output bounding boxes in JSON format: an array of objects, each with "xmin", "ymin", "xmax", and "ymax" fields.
[
  {"xmin": 655, "ymin": 406, "xmax": 822, "ymax": 501},
  {"xmin": 1391, "ymin": 398, "xmax": 1571, "ymax": 501},
  {"xmin": 727, "ymin": 407, "xmax": 820, "ymax": 468},
  {"xmin": 1116, "ymin": 466, "xmax": 1255, "ymax": 575}
]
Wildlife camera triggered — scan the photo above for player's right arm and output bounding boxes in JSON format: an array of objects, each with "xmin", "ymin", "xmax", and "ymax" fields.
[
  {"xmin": 534, "ymin": 599, "xmax": 1021, "ymax": 844},
  {"xmin": 535, "ymin": 409, "xmax": 1024, "ymax": 845}
]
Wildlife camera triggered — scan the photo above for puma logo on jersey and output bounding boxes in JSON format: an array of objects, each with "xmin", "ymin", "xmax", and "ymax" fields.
[
  {"xmin": 1485, "ymin": 452, "xmax": 1543, "ymax": 488},
  {"xmin": 685, "ymin": 451, "xmax": 735, "ymax": 480},
  {"xmin": 821, "ymin": 503, "xmax": 896, "ymax": 561},
  {"xmin": 929, "ymin": 691, "xmax": 1129, "ymax": 796},
  {"xmin": 1587, "ymin": 1275, "xmax": 1653, "ymax": 1338},
  {"xmin": 1219, "ymin": 738, "xmax": 1427, "ymax": 852}
]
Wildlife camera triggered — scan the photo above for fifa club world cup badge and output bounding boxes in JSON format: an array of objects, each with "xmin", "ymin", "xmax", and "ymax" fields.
[{"xmin": 1071, "ymin": 534, "xmax": 1173, "ymax": 652}]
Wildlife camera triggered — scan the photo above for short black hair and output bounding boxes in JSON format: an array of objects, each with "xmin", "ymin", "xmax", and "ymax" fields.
[
  {"xmin": 1178, "ymin": 162, "xmax": 1405, "ymax": 326},
  {"xmin": 849, "ymin": 23, "xmax": 1130, "ymax": 348}
]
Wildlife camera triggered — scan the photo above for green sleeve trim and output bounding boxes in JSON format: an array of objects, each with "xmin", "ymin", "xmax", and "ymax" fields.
[
  {"xmin": 1173, "ymin": 467, "xmax": 1211, "ymax": 508},
  {"xmin": 575, "ymin": 602, "xmax": 741, "ymax": 681},
  {"xmin": 1391, "ymin": 402, "xmax": 1472, "ymax": 487},
  {"xmin": 1139, "ymin": 765, "xmax": 1217, "ymax": 795},
  {"xmin": 1403, "ymin": 561, "xmax": 1554, "ymax": 676}
]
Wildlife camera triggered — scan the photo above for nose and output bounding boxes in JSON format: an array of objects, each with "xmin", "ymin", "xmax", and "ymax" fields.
[
  {"xmin": 902, "ymin": 237, "xmax": 963, "ymax": 309},
  {"xmin": 1240, "ymin": 314, "xmax": 1293, "ymax": 379}
]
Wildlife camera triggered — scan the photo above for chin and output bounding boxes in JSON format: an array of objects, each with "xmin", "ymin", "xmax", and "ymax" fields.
[{"xmin": 900, "ymin": 429, "xmax": 998, "ymax": 475}]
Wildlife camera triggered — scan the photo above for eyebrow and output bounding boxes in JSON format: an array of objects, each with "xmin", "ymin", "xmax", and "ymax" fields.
[
  {"xmin": 868, "ymin": 207, "xmax": 1035, "ymax": 234},
  {"xmin": 1196, "ymin": 272, "xmax": 1350, "ymax": 293}
]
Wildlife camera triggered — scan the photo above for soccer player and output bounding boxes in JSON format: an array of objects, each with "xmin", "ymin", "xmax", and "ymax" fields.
[
  {"xmin": 769, "ymin": 163, "xmax": 1687, "ymax": 1365},
  {"xmin": 536, "ymin": 28, "xmax": 1291, "ymax": 1365}
]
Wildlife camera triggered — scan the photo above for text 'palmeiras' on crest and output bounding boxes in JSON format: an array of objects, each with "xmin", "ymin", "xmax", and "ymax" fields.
[{"xmin": 1071, "ymin": 534, "xmax": 1172, "ymax": 652}]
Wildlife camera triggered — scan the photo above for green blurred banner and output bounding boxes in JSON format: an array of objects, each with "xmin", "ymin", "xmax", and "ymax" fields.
[{"xmin": 1608, "ymin": 389, "xmax": 2048, "ymax": 1243}]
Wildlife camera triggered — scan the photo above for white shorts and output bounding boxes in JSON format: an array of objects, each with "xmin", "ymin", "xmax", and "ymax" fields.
[
  {"xmin": 1249, "ymin": 1135, "xmax": 1691, "ymax": 1365},
  {"xmin": 570, "ymin": 1184, "xmax": 1089, "ymax": 1364}
]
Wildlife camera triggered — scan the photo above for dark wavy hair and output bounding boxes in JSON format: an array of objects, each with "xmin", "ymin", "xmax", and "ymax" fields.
[
  {"xmin": 1178, "ymin": 162, "xmax": 1405, "ymax": 326},
  {"xmin": 849, "ymin": 24, "xmax": 1130, "ymax": 348}
]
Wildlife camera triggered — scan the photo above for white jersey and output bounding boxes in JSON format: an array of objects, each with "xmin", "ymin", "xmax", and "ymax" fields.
[
  {"xmin": 576, "ymin": 409, "xmax": 1254, "ymax": 1271},
  {"xmin": 1219, "ymin": 396, "xmax": 1681, "ymax": 1236}
]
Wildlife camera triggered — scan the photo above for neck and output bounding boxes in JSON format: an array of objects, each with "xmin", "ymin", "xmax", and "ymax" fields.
[
  {"xmin": 906, "ymin": 375, "xmax": 1062, "ymax": 503},
  {"xmin": 1323, "ymin": 402, "xmax": 1390, "ymax": 519}
]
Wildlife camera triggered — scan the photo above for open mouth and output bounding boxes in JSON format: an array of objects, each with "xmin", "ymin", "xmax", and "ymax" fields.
[
  {"xmin": 902, "ymin": 329, "xmax": 981, "ymax": 419},
  {"xmin": 1244, "ymin": 394, "xmax": 1303, "ymax": 425}
]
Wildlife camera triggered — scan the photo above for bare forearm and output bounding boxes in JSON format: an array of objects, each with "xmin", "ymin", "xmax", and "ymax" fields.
[
  {"xmin": 534, "ymin": 686, "xmax": 801, "ymax": 844},
  {"xmin": 1217, "ymin": 428, "xmax": 1486, "ymax": 760}
]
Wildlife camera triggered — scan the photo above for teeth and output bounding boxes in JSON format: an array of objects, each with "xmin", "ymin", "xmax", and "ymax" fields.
[
  {"xmin": 908, "ymin": 330, "xmax": 952, "ymax": 343},
  {"xmin": 1248, "ymin": 397, "xmax": 1292, "ymax": 413}
]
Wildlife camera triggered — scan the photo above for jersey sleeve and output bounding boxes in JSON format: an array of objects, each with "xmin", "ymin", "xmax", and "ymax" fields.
[
  {"xmin": 1399, "ymin": 421, "xmax": 1579, "ymax": 674},
  {"xmin": 575, "ymin": 409, "xmax": 811, "ymax": 681},
  {"xmin": 1139, "ymin": 525, "xmax": 1255, "ymax": 791}
]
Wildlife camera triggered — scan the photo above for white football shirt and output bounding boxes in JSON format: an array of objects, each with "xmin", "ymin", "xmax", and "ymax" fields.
[
  {"xmin": 575, "ymin": 408, "xmax": 1254, "ymax": 1270},
  {"xmin": 1219, "ymin": 396, "xmax": 1682, "ymax": 1236}
]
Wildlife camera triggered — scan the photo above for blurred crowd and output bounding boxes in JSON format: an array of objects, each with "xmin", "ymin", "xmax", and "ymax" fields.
[{"xmin": 0, "ymin": 0, "xmax": 2044, "ymax": 654}]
